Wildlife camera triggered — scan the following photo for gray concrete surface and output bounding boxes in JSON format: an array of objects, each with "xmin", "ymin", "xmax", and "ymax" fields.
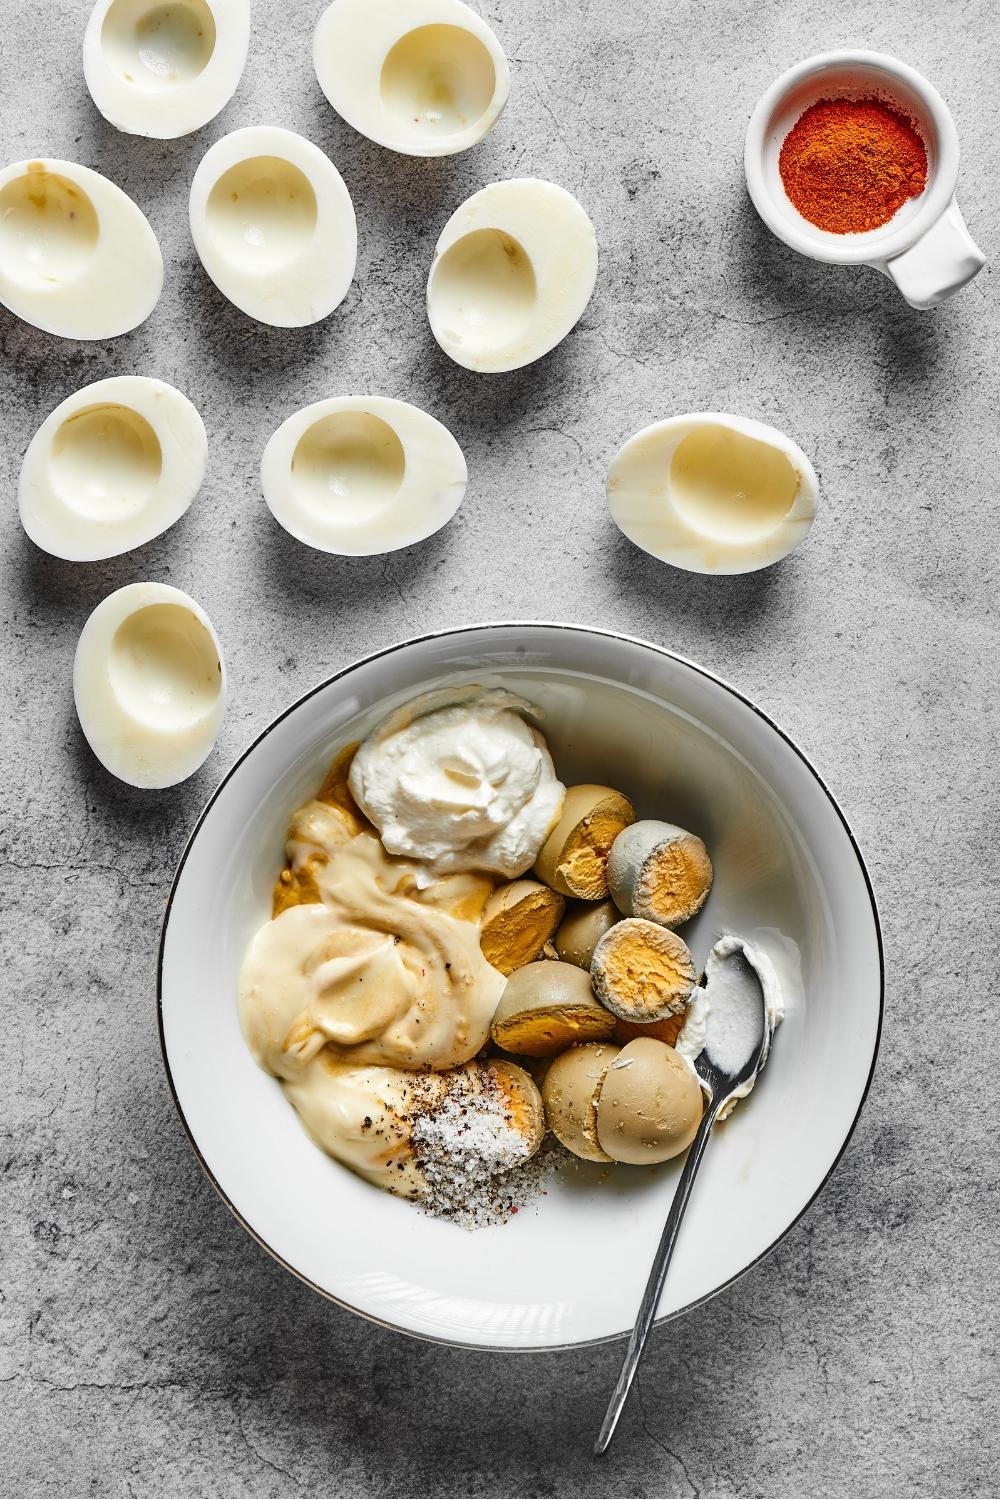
[{"xmin": 2, "ymin": 0, "xmax": 998, "ymax": 1495}]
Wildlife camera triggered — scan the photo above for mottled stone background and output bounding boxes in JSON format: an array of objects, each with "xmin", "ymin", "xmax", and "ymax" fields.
[{"xmin": 2, "ymin": 0, "xmax": 997, "ymax": 1495}]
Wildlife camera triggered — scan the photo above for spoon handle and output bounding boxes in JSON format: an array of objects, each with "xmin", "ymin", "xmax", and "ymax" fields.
[{"xmin": 594, "ymin": 1097, "xmax": 722, "ymax": 1456}]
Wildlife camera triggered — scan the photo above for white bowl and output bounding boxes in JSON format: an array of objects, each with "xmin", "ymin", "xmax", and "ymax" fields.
[
  {"xmin": 158, "ymin": 624, "xmax": 882, "ymax": 1349},
  {"xmin": 745, "ymin": 50, "xmax": 985, "ymax": 308}
]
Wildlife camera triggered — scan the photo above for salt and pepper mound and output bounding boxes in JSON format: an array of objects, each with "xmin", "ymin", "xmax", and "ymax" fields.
[{"xmin": 411, "ymin": 1060, "xmax": 547, "ymax": 1228}]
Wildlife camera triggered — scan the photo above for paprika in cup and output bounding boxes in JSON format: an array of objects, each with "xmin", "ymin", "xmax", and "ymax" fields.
[{"xmin": 779, "ymin": 96, "xmax": 927, "ymax": 234}]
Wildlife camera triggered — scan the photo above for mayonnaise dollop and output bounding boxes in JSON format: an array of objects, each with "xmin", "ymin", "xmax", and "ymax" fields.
[
  {"xmin": 348, "ymin": 689, "xmax": 565, "ymax": 878},
  {"xmin": 239, "ymin": 831, "xmax": 505, "ymax": 1074}
]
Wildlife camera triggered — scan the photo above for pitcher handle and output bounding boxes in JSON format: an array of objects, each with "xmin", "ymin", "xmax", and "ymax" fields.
[{"xmin": 884, "ymin": 198, "xmax": 985, "ymax": 309}]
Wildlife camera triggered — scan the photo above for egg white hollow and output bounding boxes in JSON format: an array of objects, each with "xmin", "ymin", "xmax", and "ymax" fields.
[
  {"xmin": 19, "ymin": 376, "xmax": 207, "ymax": 562},
  {"xmin": 0, "ymin": 158, "xmax": 163, "ymax": 340},
  {"xmin": 261, "ymin": 395, "xmax": 467, "ymax": 555},
  {"xmin": 607, "ymin": 413, "xmax": 819, "ymax": 575},
  {"xmin": 84, "ymin": 0, "xmax": 251, "ymax": 139},
  {"xmin": 313, "ymin": 0, "xmax": 510, "ymax": 158},
  {"xmin": 189, "ymin": 127, "xmax": 357, "ymax": 327},
  {"xmin": 74, "ymin": 582, "xmax": 226, "ymax": 789},
  {"xmin": 427, "ymin": 179, "xmax": 598, "ymax": 373}
]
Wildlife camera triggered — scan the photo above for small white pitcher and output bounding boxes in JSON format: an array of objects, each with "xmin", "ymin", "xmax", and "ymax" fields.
[{"xmin": 744, "ymin": 50, "xmax": 985, "ymax": 309}]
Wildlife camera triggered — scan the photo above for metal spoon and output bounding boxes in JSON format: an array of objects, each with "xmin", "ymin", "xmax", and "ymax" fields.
[{"xmin": 594, "ymin": 945, "xmax": 776, "ymax": 1456}]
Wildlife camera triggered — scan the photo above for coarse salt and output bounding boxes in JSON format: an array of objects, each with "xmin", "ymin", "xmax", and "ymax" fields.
[{"xmin": 410, "ymin": 1067, "xmax": 553, "ymax": 1229}]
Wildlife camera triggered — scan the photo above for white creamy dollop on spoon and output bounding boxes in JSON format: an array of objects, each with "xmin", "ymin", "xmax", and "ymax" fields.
[{"xmin": 679, "ymin": 934, "xmax": 785, "ymax": 1118}]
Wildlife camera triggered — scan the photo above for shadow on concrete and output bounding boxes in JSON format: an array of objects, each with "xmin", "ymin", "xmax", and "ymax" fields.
[
  {"xmin": 0, "ymin": 307, "xmax": 128, "ymax": 406},
  {"xmin": 61, "ymin": 76, "xmax": 206, "ymax": 190},
  {"xmin": 177, "ymin": 257, "xmax": 355, "ymax": 398},
  {"xmin": 62, "ymin": 694, "xmax": 222, "ymax": 857},
  {"xmin": 15, "ymin": 512, "xmax": 210, "ymax": 617},
  {"xmin": 727, "ymin": 192, "xmax": 869, "ymax": 319},
  {"xmin": 729, "ymin": 192, "xmax": 950, "ymax": 385},
  {"xmin": 420, "ymin": 325, "xmax": 586, "ymax": 443},
  {"xmin": 604, "ymin": 523, "xmax": 794, "ymax": 639},
  {"xmin": 309, "ymin": 103, "xmax": 472, "ymax": 231},
  {"xmin": 257, "ymin": 504, "xmax": 452, "ymax": 617}
]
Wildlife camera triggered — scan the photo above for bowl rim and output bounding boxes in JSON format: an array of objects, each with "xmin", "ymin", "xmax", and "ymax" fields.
[{"xmin": 157, "ymin": 621, "xmax": 884, "ymax": 1352}]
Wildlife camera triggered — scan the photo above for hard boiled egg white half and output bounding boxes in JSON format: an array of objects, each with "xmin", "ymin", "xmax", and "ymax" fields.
[
  {"xmin": 261, "ymin": 395, "xmax": 466, "ymax": 555},
  {"xmin": 427, "ymin": 179, "xmax": 598, "ymax": 373},
  {"xmin": 189, "ymin": 126, "xmax": 357, "ymax": 327},
  {"xmin": 75, "ymin": 583, "xmax": 226, "ymax": 789},
  {"xmin": 607, "ymin": 414, "xmax": 819, "ymax": 574},
  {"xmin": 314, "ymin": 0, "xmax": 510, "ymax": 158},
  {"xmin": 84, "ymin": 0, "xmax": 251, "ymax": 139},
  {"xmin": 0, "ymin": 158, "xmax": 162, "ymax": 340},
  {"xmin": 19, "ymin": 377, "xmax": 207, "ymax": 562}
]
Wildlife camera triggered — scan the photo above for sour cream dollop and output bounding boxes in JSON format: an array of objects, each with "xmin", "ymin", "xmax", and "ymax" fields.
[
  {"xmin": 676, "ymin": 934, "xmax": 786, "ymax": 1120},
  {"xmin": 348, "ymin": 689, "xmax": 565, "ymax": 878}
]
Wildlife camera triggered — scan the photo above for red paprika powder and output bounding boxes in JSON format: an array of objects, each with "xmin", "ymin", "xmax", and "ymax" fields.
[{"xmin": 779, "ymin": 96, "xmax": 928, "ymax": 234}]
